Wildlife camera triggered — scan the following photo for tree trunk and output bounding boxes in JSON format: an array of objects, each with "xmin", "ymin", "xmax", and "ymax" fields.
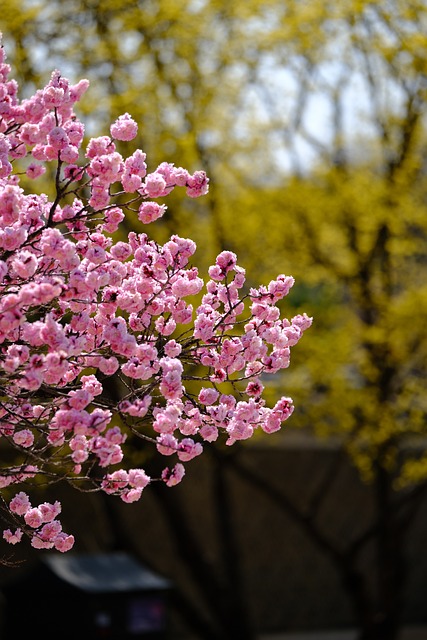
[{"xmin": 352, "ymin": 464, "xmax": 404, "ymax": 640}]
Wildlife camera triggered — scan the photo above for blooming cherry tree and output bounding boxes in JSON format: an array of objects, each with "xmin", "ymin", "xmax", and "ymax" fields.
[{"xmin": 0, "ymin": 36, "xmax": 312, "ymax": 552}]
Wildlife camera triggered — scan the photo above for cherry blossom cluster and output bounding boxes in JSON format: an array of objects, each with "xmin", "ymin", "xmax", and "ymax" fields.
[{"xmin": 0, "ymin": 36, "xmax": 312, "ymax": 553}]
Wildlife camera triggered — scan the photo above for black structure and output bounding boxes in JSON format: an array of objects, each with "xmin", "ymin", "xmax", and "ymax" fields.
[{"xmin": 1, "ymin": 552, "xmax": 171, "ymax": 639}]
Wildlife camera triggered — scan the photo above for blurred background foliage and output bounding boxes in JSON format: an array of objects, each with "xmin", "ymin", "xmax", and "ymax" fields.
[
  {"xmin": 2, "ymin": 0, "xmax": 426, "ymax": 482},
  {"xmin": 1, "ymin": 1, "xmax": 427, "ymax": 638}
]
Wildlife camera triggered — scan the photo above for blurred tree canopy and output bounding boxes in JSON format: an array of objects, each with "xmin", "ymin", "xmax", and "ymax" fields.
[{"xmin": 2, "ymin": 0, "xmax": 426, "ymax": 483}]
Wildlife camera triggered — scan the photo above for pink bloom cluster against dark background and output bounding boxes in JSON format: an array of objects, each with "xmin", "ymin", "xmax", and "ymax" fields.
[{"xmin": 0, "ymin": 35, "xmax": 312, "ymax": 552}]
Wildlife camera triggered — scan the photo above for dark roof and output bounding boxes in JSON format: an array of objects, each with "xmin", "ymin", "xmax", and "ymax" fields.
[{"xmin": 41, "ymin": 552, "xmax": 171, "ymax": 593}]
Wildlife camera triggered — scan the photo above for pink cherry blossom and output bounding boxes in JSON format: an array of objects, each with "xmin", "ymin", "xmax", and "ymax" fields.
[
  {"xmin": 143, "ymin": 172, "xmax": 168, "ymax": 197},
  {"xmin": 177, "ymin": 438, "xmax": 203, "ymax": 462},
  {"xmin": 138, "ymin": 201, "xmax": 167, "ymax": 224},
  {"xmin": 9, "ymin": 492, "xmax": 31, "ymax": 516},
  {"xmin": 24, "ymin": 507, "xmax": 43, "ymax": 528},
  {"xmin": 48, "ymin": 126, "xmax": 69, "ymax": 150},
  {"xmin": 162, "ymin": 463, "xmax": 185, "ymax": 487},
  {"xmin": 110, "ymin": 113, "xmax": 138, "ymax": 141},
  {"xmin": 198, "ymin": 387, "xmax": 220, "ymax": 405},
  {"xmin": 54, "ymin": 533, "xmax": 75, "ymax": 552},
  {"xmin": 0, "ymin": 35, "xmax": 311, "ymax": 553},
  {"xmin": 13, "ymin": 429, "xmax": 34, "ymax": 448},
  {"xmin": 128, "ymin": 468, "xmax": 151, "ymax": 489},
  {"xmin": 3, "ymin": 528, "xmax": 23, "ymax": 544},
  {"xmin": 186, "ymin": 170, "xmax": 209, "ymax": 198}
]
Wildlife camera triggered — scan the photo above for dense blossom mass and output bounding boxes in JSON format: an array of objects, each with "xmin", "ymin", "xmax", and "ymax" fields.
[{"xmin": 0, "ymin": 35, "xmax": 312, "ymax": 552}]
